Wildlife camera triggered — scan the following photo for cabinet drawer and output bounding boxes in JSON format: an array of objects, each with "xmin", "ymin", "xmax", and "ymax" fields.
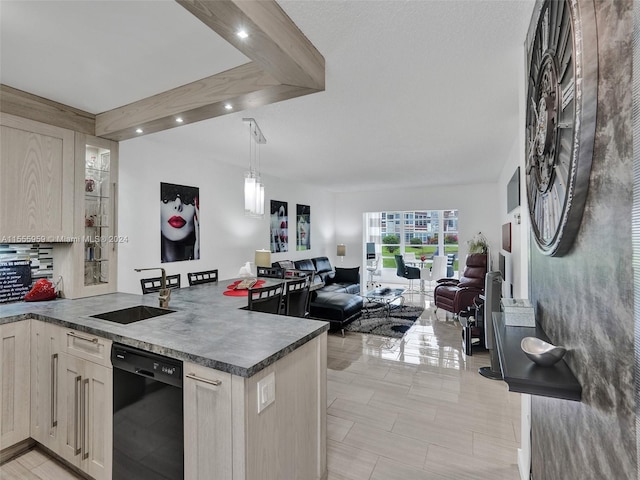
[{"xmin": 63, "ymin": 329, "xmax": 112, "ymax": 367}]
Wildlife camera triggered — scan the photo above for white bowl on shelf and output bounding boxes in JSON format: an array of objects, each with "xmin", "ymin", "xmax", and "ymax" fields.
[{"xmin": 521, "ymin": 337, "xmax": 567, "ymax": 367}]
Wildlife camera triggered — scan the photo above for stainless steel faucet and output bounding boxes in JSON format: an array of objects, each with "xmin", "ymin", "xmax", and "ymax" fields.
[{"xmin": 134, "ymin": 267, "xmax": 171, "ymax": 308}]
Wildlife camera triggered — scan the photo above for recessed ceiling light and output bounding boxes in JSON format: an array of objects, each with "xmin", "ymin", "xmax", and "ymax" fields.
[
  {"xmin": 176, "ymin": 117, "xmax": 184, "ymax": 123},
  {"xmin": 135, "ymin": 128, "xmax": 143, "ymax": 134},
  {"xmin": 224, "ymin": 104, "xmax": 233, "ymax": 110},
  {"xmin": 237, "ymin": 29, "xmax": 248, "ymax": 39}
]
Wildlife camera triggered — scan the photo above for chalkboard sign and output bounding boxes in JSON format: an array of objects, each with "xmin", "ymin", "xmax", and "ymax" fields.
[{"xmin": 0, "ymin": 260, "xmax": 32, "ymax": 304}]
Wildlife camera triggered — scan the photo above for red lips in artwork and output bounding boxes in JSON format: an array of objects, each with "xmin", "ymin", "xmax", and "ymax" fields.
[{"xmin": 168, "ymin": 216, "xmax": 186, "ymax": 228}]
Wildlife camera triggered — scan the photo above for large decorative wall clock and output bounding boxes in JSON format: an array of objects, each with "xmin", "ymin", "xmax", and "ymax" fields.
[{"xmin": 525, "ymin": 0, "xmax": 598, "ymax": 256}]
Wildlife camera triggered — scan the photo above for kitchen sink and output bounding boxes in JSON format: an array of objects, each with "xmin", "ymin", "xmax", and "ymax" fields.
[{"xmin": 91, "ymin": 305, "xmax": 175, "ymax": 324}]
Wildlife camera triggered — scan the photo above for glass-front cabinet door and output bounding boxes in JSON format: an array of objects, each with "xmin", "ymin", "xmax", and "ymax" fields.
[
  {"xmin": 70, "ymin": 134, "xmax": 118, "ymax": 298},
  {"xmin": 84, "ymin": 143, "xmax": 111, "ymax": 286}
]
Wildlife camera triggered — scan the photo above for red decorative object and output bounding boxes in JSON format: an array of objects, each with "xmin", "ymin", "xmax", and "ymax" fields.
[
  {"xmin": 223, "ymin": 279, "xmax": 266, "ymax": 296},
  {"xmin": 420, "ymin": 255, "xmax": 426, "ymax": 262},
  {"xmin": 24, "ymin": 279, "xmax": 57, "ymax": 302}
]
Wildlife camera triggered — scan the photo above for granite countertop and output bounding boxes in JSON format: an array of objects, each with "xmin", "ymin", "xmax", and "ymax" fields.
[{"xmin": 0, "ymin": 279, "xmax": 329, "ymax": 377}]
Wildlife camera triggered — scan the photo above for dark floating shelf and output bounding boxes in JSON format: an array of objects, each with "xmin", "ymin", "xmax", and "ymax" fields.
[{"xmin": 493, "ymin": 313, "xmax": 582, "ymax": 402}]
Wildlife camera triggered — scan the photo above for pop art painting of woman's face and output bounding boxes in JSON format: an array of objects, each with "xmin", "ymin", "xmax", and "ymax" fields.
[
  {"xmin": 270, "ymin": 200, "xmax": 288, "ymax": 253},
  {"xmin": 160, "ymin": 182, "xmax": 200, "ymax": 263}
]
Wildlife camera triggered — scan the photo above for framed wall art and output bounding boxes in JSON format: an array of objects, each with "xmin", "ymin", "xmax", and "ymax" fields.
[
  {"xmin": 296, "ymin": 204, "xmax": 310, "ymax": 251},
  {"xmin": 270, "ymin": 200, "xmax": 288, "ymax": 253},
  {"xmin": 160, "ymin": 182, "xmax": 199, "ymax": 263}
]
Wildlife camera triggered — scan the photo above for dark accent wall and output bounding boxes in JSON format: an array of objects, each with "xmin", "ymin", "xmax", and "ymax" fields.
[{"xmin": 529, "ymin": 1, "xmax": 635, "ymax": 479}]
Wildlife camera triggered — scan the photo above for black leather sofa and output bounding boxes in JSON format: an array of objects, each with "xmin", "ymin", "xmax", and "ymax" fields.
[{"xmin": 274, "ymin": 257, "xmax": 363, "ymax": 333}]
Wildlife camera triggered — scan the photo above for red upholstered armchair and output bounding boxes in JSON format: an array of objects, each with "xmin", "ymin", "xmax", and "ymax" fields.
[{"xmin": 434, "ymin": 253, "xmax": 487, "ymax": 317}]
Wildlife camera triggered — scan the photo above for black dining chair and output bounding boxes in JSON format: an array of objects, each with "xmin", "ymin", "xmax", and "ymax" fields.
[
  {"xmin": 256, "ymin": 266, "xmax": 285, "ymax": 278},
  {"xmin": 395, "ymin": 254, "xmax": 420, "ymax": 292},
  {"xmin": 140, "ymin": 274, "xmax": 181, "ymax": 294},
  {"xmin": 187, "ymin": 269, "xmax": 218, "ymax": 286},
  {"xmin": 283, "ymin": 276, "xmax": 311, "ymax": 317},
  {"xmin": 247, "ymin": 283, "xmax": 284, "ymax": 314}
]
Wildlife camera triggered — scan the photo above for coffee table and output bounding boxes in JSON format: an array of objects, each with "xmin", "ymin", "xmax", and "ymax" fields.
[{"xmin": 363, "ymin": 287, "xmax": 406, "ymax": 318}]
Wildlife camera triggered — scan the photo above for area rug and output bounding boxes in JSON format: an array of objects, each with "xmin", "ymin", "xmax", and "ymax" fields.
[{"xmin": 345, "ymin": 304, "xmax": 425, "ymax": 338}]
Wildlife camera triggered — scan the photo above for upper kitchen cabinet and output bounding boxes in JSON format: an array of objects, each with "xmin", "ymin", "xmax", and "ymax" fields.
[
  {"xmin": 0, "ymin": 114, "xmax": 75, "ymax": 240},
  {"xmin": 68, "ymin": 134, "xmax": 119, "ymax": 298}
]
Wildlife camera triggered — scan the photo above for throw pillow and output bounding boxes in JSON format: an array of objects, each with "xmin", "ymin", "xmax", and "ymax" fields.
[{"xmin": 334, "ymin": 266, "xmax": 359, "ymax": 284}]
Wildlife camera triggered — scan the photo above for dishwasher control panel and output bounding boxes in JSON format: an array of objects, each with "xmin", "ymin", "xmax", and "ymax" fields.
[{"xmin": 112, "ymin": 344, "xmax": 183, "ymax": 388}]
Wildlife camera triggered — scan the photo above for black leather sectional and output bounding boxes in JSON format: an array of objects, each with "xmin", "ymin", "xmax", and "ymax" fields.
[{"xmin": 274, "ymin": 256, "xmax": 363, "ymax": 333}]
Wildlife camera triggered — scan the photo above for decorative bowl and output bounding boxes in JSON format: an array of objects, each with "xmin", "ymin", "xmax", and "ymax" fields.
[{"xmin": 521, "ymin": 337, "xmax": 567, "ymax": 367}]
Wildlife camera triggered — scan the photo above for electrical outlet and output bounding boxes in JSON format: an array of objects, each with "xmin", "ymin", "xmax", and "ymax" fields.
[{"xmin": 257, "ymin": 372, "xmax": 275, "ymax": 413}]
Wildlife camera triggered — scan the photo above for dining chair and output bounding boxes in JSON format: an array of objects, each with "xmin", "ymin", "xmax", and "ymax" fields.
[
  {"xmin": 247, "ymin": 283, "xmax": 284, "ymax": 314},
  {"xmin": 187, "ymin": 269, "xmax": 218, "ymax": 286},
  {"xmin": 283, "ymin": 276, "xmax": 311, "ymax": 317},
  {"xmin": 395, "ymin": 254, "xmax": 420, "ymax": 292},
  {"xmin": 140, "ymin": 274, "xmax": 181, "ymax": 294},
  {"xmin": 257, "ymin": 266, "xmax": 285, "ymax": 278},
  {"xmin": 366, "ymin": 256, "xmax": 381, "ymax": 288},
  {"xmin": 423, "ymin": 255, "xmax": 448, "ymax": 295}
]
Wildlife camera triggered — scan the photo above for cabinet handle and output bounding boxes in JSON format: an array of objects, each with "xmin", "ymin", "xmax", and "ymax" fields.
[
  {"xmin": 51, "ymin": 353, "xmax": 58, "ymax": 428},
  {"xmin": 112, "ymin": 182, "xmax": 117, "ymax": 252},
  {"xmin": 82, "ymin": 378, "xmax": 89, "ymax": 460},
  {"xmin": 74, "ymin": 375, "xmax": 81, "ymax": 456},
  {"xmin": 185, "ymin": 373, "xmax": 222, "ymax": 386},
  {"xmin": 68, "ymin": 331, "xmax": 99, "ymax": 343}
]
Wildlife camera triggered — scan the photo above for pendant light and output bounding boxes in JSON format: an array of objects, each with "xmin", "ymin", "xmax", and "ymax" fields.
[{"xmin": 243, "ymin": 118, "xmax": 266, "ymax": 218}]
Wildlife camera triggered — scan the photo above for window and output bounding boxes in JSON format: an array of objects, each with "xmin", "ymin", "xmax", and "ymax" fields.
[{"xmin": 365, "ymin": 209, "xmax": 459, "ymax": 270}]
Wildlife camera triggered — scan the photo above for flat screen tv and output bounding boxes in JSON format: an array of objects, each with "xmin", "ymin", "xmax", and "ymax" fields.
[{"xmin": 507, "ymin": 166, "xmax": 520, "ymax": 213}]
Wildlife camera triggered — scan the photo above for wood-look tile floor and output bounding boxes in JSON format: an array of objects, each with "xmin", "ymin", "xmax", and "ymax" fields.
[
  {"xmin": 325, "ymin": 289, "xmax": 521, "ymax": 480},
  {"xmin": 0, "ymin": 289, "xmax": 521, "ymax": 480}
]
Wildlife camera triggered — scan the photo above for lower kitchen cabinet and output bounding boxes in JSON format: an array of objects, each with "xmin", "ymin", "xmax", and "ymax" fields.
[
  {"xmin": 0, "ymin": 320, "xmax": 31, "ymax": 450},
  {"xmin": 30, "ymin": 321, "xmax": 63, "ymax": 451},
  {"xmin": 184, "ymin": 332, "xmax": 327, "ymax": 480},
  {"xmin": 184, "ymin": 363, "xmax": 233, "ymax": 480},
  {"xmin": 59, "ymin": 340, "xmax": 112, "ymax": 480}
]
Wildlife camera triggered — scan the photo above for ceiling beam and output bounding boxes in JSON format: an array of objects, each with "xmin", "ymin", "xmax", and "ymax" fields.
[
  {"xmin": 94, "ymin": 0, "xmax": 325, "ymax": 141},
  {"xmin": 96, "ymin": 62, "xmax": 279, "ymax": 140},
  {"xmin": 176, "ymin": 0, "xmax": 325, "ymax": 90},
  {"xmin": 0, "ymin": 84, "xmax": 95, "ymax": 135}
]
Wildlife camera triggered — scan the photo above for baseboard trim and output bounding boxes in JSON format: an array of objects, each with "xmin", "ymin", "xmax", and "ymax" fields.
[{"xmin": 0, "ymin": 438, "xmax": 35, "ymax": 464}]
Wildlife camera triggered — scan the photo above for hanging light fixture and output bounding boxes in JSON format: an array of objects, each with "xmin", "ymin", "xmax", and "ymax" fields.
[{"xmin": 243, "ymin": 118, "xmax": 266, "ymax": 217}]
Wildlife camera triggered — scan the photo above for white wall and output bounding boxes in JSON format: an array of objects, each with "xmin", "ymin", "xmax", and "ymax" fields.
[
  {"xmin": 333, "ymin": 182, "xmax": 501, "ymax": 277},
  {"xmin": 498, "ymin": 139, "xmax": 529, "ymax": 299},
  {"xmin": 116, "ymin": 135, "xmax": 335, "ymax": 294},
  {"xmin": 497, "ymin": 42, "xmax": 529, "ymax": 300}
]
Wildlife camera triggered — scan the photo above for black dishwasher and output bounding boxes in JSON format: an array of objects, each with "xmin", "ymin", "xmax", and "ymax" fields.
[{"xmin": 111, "ymin": 344, "xmax": 183, "ymax": 480}]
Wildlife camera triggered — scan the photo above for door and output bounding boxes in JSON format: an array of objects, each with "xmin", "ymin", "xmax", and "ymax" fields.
[
  {"xmin": 58, "ymin": 353, "xmax": 112, "ymax": 480},
  {"xmin": 183, "ymin": 362, "xmax": 232, "ymax": 480},
  {"xmin": 0, "ymin": 320, "xmax": 31, "ymax": 449},
  {"xmin": 82, "ymin": 359, "xmax": 112, "ymax": 480},
  {"xmin": 30, "ymin": 321, "xmax": 63, "ymax": 450},
  {"xmin": 0, "ymin": 114, "xmax": 74, "ymax": 238}
]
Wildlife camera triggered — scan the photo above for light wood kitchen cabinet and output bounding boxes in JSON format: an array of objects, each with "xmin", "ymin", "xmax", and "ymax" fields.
[
  {"xmin": 0, "ymin": 114, "xmax": 74, "ymax": 239},
  {"xmin": 184, "ymin": 332, "xmax": 327, "ymax": 480},
  {"xmin": 59, "ymin": 134, "xmax": 119, "ymax": 299},
  {"xmin": 184, "ymin": 362, "xmax": 233, "ymax": 480},
  {"xmin": 59, "ymin": 330, "xmax": 112, "ymax": 480},
  {"xmin": 0, "ymin": 320, "xmax": 31, "ymax": 450},
  {"xmin": 30, "ymin": 321, "xmax": 64, "ymax": 451}
]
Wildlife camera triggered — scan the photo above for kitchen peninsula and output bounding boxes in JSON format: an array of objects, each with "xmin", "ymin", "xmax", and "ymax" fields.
[{"xmin": 0, "ymin": 280, "xmax": 329, "ymax": 480}]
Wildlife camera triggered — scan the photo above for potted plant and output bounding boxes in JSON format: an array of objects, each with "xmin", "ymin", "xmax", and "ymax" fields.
[{"xmin": 467, "ymin": 232, "xmax": 489, "ymax": 254}]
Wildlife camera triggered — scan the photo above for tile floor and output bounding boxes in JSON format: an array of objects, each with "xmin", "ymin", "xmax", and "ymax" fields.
[
  {"xmin": 0, "ymin": 289, "xmax": 522, "ymax": 480},
  {"xmin": 325, "ymin": 290, "xmax": 521, "ymax": 479}
]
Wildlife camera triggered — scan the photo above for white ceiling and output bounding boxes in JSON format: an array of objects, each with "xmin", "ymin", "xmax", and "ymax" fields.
[{"xmin": 0, "ymin": 0, "xmax": 535, "ymax": 193}]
